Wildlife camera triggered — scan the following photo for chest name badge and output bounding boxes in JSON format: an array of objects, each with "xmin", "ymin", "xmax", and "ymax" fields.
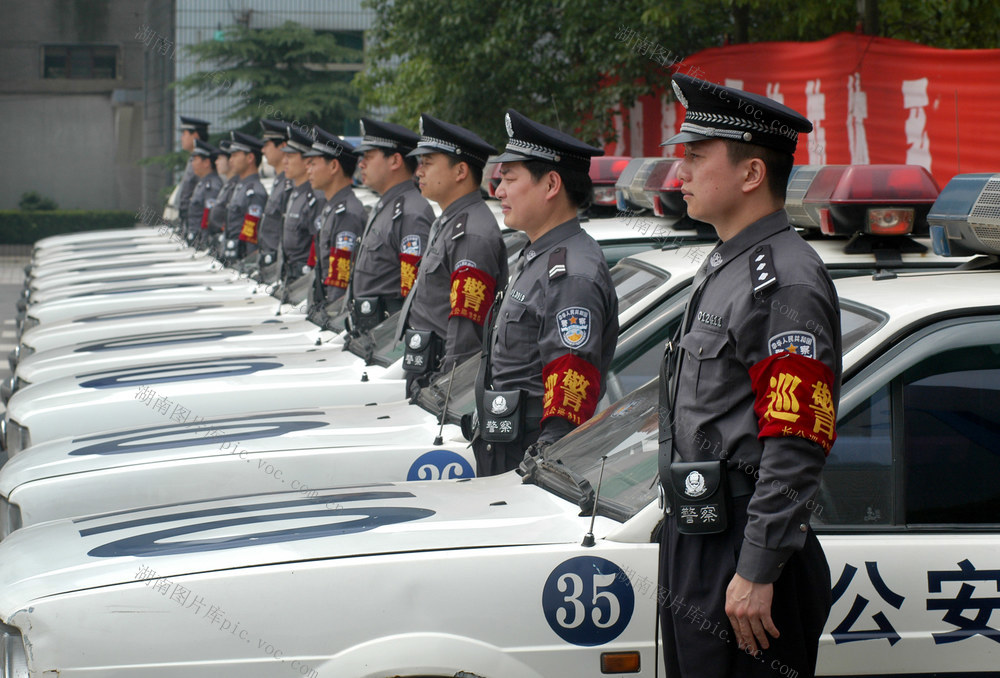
[{"xmin": 557, "ymin": 307, "xmax": 591, "ymax": 349}]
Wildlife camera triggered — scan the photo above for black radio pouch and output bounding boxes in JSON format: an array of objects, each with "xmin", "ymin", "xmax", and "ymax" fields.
[
  {"xmin": 402, "ymin": 329, "xmax": 442, "ymax": 375},
  {"xmin": 479, "ymin": 388, "xmax": 524, "ymax": 443},
  {"xmin": 669, "ymin": 459, "xmax": 729, "ymax": 534},
  {"xmin": 352, "ymin": 296, "xmax": 385, "ymax": 333}
]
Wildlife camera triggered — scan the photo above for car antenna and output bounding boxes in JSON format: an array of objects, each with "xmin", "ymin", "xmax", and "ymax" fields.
[
  {"xmin": 581, "ymin": 455, "xmax": 607, "ymax": 547},
  {"xmin": 433, "ymin": 362, "xmax": 458, "ymax": 446}
]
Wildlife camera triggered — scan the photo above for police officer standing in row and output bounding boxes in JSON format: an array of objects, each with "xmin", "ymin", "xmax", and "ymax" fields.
[
  {"xmin": 205, "ymin": 138, "xmax": 236, "ymax": 252},
  {"xmin": 185, "ymin": 139, "xmax": 223, "ymax": 243},
  {"xmin": 657, "ymin": 74, "xmax": 841, "ymax": 678},
  {"xmin": 304, "ymin": 127, "xmax": 364, "ymax": 305},
  {"xmin": 257, "ymin": 119, "xmax": 293, "ymax": 280},
  {"xmin": 176, "ymin": 115, "xmax": 210, "ymax": 228},
  {"xmin": 224, "ymin": 131, "xmax": 267, "ymax": 265},
  {"xmin": 397, "ymin": 114, "xmax": 508, "ymax": 395},
  {"xmin": 347, "ymin": 119, "xmax": 433, "ymax": 333},
  {"xmin": 473, "ymin": 109, "xmax": 618, "ymax": 476},
  {"xmin": 279, "ymin": 125, "xmax": 323, "ymax": 283}
]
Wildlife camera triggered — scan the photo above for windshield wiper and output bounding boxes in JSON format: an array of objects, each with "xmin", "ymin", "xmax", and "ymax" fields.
[{"xmin": 522, "ymin": 455, "xmax": 595, "ymax": 514}]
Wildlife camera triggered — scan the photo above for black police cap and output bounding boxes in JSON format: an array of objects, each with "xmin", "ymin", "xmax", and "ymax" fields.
[
  {"xmin": 355, "ymin": 118, "xmax": 420, "ymax": 154},
  {"xmin": 217, "ymin": 139, "xmax": 233, "ymax": 156},
  {"xmin": 192, "ymin": 139, "xmax": 218, "ymax": 159},
  {"xmin": 305, "ymin": 126, "xmax": 358, "ymax": 174},
  {"xmin": 228, "ymin": 131, "xmax": 264, "ymax": 154},
  {"xmin": 179, "ymin": 115, "xmax": 210, "ymax": 136},
  {"xmin": 662, "ymin": 74, "xmax": 812, "ymax": 156},
  {"xmin": 282, "ymin": 125, "xmax": 318, "ymax": 154},
  {"xmin": 407, "ymin": 114, "xmax": 498, "ymax": 169},
  {"xmin": 495, "ymin": 109, "xmax": 603, "ymax": 173},
  {"xmin": 259, "ymin": 119, "xmax": 289, "ymax": 142}
]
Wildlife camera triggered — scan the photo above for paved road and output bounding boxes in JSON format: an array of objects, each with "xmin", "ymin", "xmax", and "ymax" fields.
[{"xmin": 0, "ymin": 256, "xmax": 29, "ymax": 415}]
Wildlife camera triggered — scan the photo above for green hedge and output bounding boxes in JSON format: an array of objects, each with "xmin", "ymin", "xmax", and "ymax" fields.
[{"xmin": 0, "ymin": 211, "xmax": 140, "ymax": 245}]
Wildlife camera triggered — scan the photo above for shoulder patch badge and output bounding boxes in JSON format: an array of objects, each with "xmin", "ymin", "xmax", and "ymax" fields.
[
  {"xmin": 768, "ymin": 331, "xmax": 816, "ymax": 359},
  {"xmin": 557, "ymin": 307, "xmax": 592, "ymax": 349},
  {"xmin": 248, "ymin": 204, "xmax": 263, "ymax": 218},
  {"xmin": 401, "ymin": 234, "xmax": 422, "ymax": 256},
  {"xmin": 335, "ymin": 231, "xmax": 357, "ymax": 251},
  {"xmin": 455, "ymin": 258, "xmax": 476, "ymax": 270}
]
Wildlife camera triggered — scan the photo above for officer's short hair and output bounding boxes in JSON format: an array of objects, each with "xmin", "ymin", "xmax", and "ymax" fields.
[
  {"xmin": 380, "ymin": 148, "xmax": 418, "ymax": 175},
  {"xmin": 522, "ymin": 160, "xmax": 592, "ymax": 210},
  {"xmin": 249, "ymin": 148, "xmax": 263, "ymax": 167},
  {"xmin": 445, "ymin": 155, "xmax": 483, "ymax": 188},
  {"xmin": 724, "ymin": 141, "xmax": 793, "ymax": 202}
]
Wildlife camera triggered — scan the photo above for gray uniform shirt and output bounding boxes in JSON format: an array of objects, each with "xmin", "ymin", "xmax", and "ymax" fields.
[
  {"xmin": 313, "ymin": 185, "xmax": 366, "ymax": 301},
  {"xmin": 489, "ymin": 218, "xmax": 618, "ymax": 443},
  {"xmin": 226, "ymin": 173, "xmax": 267, "ymax": 243},
  {"xmin": 207, "ymin": 176, "xmax": 238, "ymax": 235},
  {"xmin": 351, "ymin": 180, "xmax": 433, "ymax": 303},
  {"xmin": 669, "ymin": 210, "xmax": 842, "ymax": 583},
  {"xmin": 405, "ymin": 191, "xmax": 508, "ymax": 372},
  {"xmin": 177, "ymin": 158, "xmax": 198, "ymax": 225},
  {"xmin": 186, "ymin": 172, "xmax": 222, "ymax": 237},
  {"xmin": 259, "ymin": 172, "xmax": 293, "ymax": 254},
  {"xmin": 282, "ymin": 182, "xmax": 322, "ymax": 274}
]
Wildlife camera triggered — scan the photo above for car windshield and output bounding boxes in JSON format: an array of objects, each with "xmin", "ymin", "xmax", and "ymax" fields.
[{"xmin": 532, "ymin": 300, "xmax": 892, "ymax": 522}]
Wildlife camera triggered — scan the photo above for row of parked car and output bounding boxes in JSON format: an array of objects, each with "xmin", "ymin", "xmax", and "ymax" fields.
[{"xmin": 0, "ymin": 160, "xmax": 997, "ymax": 677}]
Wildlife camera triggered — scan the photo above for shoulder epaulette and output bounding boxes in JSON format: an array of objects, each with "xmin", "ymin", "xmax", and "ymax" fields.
[
  {"xmin": 750, "ymin": 244, "xmax": 778, "ymax": 296},
  {"xmin": 548, "ymin": 247, "xmax": 567, "ymax": 280},
  {"xmin": 451, "ymin": 213, "xmax": 468, "ymax": 240},
  {"xmin": 335, "ymin": 201, "xmax": 347, "ymax": 214},
  {"xmin": 392, "ymin": 196, "xmax": 405, "ymax": 220}
]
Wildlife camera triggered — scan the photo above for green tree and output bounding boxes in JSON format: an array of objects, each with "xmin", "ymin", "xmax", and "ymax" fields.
[
  {"xmin": 176, "ymin": 21, "xmax": 364, "ymax": 136},
  {"xmin": 357, "ymin": 0, "xmax": 1000, "ymax": 147}
]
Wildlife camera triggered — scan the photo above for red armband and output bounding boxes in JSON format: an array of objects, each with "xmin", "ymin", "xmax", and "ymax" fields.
[
  {"xmin": 400, "ymin": 253, "xmax": 420, "ymax": 297},
  {"xmin": 449, "ymin": 266, "xmax": 496, "ymax": 326},
  {"xmin": 324, "ymin": 247, "xmax": 352, "ymax": 288},
  {"xmin": 306, "ymin": 240, "xmax": 317, "ymax": 268},
  {"xmin": 200, "ymin": 207, "xmax": 210, "ymax": 230},
  {"xmin": 238, "ymin": 212, "xmax": 260, "ymax": 244},
  {"xmin": 542, "ymin": 354, "xmax": 602, "ymax": 426},
  {"xmin": 748, "ymin": 352, "xmax": 837, "ymax": 454}
]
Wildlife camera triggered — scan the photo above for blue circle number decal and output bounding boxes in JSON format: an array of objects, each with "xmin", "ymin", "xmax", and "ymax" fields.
[
  {"xmin": 406, "ymin": 450, "xmax": 475, "ymax": 481},
  {"xmin": 542, "ymin": 556, "xmax": 635, "ymax": 646}
]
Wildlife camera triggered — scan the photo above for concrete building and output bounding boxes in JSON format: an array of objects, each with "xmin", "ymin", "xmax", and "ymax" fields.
[{"xmin": 0, "ymin": 0, "xmax": 371, "ymax": 212}]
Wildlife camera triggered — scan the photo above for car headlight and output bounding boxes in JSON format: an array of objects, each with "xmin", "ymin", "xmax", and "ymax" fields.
[
  {"xmin": 5, "ymin": 420, "xmax": 29, "ymax": 456},
  {"xmin": 0, "ymin": 499, "xmax": 21, "ymax": 540},
  {"xmin": 0, "ymin": 623, "xmax": 29, "ymax": 678}
]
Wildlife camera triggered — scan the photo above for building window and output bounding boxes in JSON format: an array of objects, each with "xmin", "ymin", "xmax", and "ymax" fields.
[{"xmin": 43, "ymin": 45, "xmax": 118, "ymax": 79}]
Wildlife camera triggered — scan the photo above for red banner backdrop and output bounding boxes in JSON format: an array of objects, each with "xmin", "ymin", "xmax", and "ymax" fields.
[{"xmin": 608, "ymin": 32, "xmax": 1000, "ymax": 187}]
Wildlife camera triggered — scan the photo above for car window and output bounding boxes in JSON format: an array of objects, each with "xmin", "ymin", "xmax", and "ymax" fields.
[
  {"xmin": 903, "ymin": 344, "xmax": 1000, "ymax": 525},
  {"xmin": 611, "ymin": 259, "xmax": 669, "ymax": 315},
  {"xmin": 817, "ymin": 337, "xmax": 1000, "ymax": 528}
]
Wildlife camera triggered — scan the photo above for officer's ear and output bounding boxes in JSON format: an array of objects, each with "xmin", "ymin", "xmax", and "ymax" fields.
[
  {"xmin": 452, "ymin": 160, "xmax": 470, "ymax": 184},
  {"xmin": 741, "ymin": 157, "xmax": 767, "ymax": 194},
  {"xmin": 542, "ymin": 168, "xmax": 563, "ymax": 202}
]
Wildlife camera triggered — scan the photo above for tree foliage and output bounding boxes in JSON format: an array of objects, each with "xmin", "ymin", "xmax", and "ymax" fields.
[
  {"xmin": 176, "ymin": 21, "xmax": 364, "ymax": 135},
  {"xmin": 356, "ymin": 0, "xmax": 1000, "ymax": 147}
]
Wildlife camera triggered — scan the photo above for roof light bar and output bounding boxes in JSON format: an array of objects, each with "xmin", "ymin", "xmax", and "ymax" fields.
[{"xmin": 928, "ymin": 173, "xmax": 1000, "ymax": 256}]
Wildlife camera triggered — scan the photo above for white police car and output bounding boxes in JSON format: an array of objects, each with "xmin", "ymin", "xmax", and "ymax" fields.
[{"xmin": 0, "ymin": 247, "xmax": 997, "ymax": 676}]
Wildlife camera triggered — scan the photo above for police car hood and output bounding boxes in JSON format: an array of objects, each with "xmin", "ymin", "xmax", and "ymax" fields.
[
  {"xmin": 0, "ymin": 475, "xmax": 593, "ymax": 614},
  {"xmin": 28, "ymin": 271, "xmax": 243, "ymax": 305},
  {"xmin": 30, "ymin": 258, "xmax": 223, "ymax": 291},
  {"xmin": 0, "ymin": 402, "xmax": 438, "ymax": 491}
]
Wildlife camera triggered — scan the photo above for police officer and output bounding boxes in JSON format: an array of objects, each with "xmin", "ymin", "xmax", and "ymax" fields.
[
  {"xmin": 303, "ymin": 127, "xmax": 364, "ymax": 305},
  {"xmin": 185, "ymin": 140, "xmax": 223, "ymax": 243},
  {"xmin": 473, "ymin": 109, "xmax": 618, "ymax": 476},
  {"xmin": 206, "ymin": 138, "xmax": 237, "ymax": 252},
  {"xmin": 347, "ymin": 118, "xmax": 433, "ymax": 333},
  {"xmin": 224, "ymin": 131, "xmax": 267, "ymax": 265},
  {"xmin": 398, "ymin": 114, "xmax": 508, "ymax": 394},
  {"xmin": 280, "ymin": 125, "xmax": 323, "ymax": 282},
  {"xmin": 257, "ymin": 119, "xmax": 293, "ymax": 279},
  {"xmin": 177, "ymin": 115, "xmax": 210, "ymax": 228},
  {"xmin": 657, "ymin": 74, "xmax": 841, "ymax": 678}
]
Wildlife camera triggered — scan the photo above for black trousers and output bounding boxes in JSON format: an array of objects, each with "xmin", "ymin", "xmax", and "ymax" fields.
[
  {"xmin": 472, "ymin": 427, "xmax": 540, "ymax": 477},
  {"xmin": 659, "ymin": 495, "xmax": 831, "ymax": 678}
]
